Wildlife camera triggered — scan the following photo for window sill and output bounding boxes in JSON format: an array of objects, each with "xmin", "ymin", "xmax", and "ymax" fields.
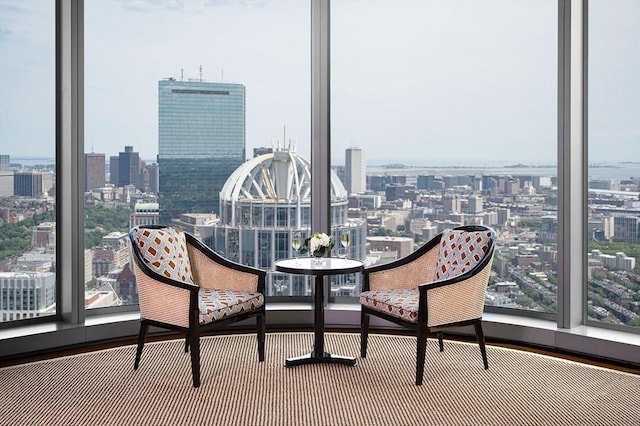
[{"xmin": 1, "ymin": 305, "xmax": 638, "ymax": 366}]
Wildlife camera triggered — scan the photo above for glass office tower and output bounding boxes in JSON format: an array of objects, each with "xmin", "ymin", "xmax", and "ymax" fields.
[{"xmin": 158, "ymin": 78, "xmax": 246, "ymax": 222}]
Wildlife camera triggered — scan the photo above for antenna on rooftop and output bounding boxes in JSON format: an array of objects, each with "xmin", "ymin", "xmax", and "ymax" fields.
[
  {"xmin": 199, "ymin": 65, "xmax": 203, "ymax": 81},
  {"xmin": 181, "ymin": 68, "xmax": 184, "ymax": 81},
  {"xmin": 221, "ymin": 69, "xmax": 224, "ymax": 83}
]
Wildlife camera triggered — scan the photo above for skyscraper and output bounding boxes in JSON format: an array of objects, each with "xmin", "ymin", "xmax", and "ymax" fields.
[
  {"xmin": 158, "ymin": 78, "xmax": 246, "ymax": 222},
  {"xmin": 146, "ymin": 163, "xmax": 159, "ymax": 194},
  {"xmin": 213, "ymin": 148, "xmax": 366, "ymax": 297},
  {"xmin": 117, "ymin": 146, "xmax": 140, "ymax": 189},
  {"xmin": 84, "ymin": 152, "xmax": 105, "ymax": 191},
  {"xmin": 109, "ymin": 155, "xmax": 119, "ymax": 186},
  {"xmin": 345, "ymin": 147, "xmax": 365, "ymax": 194}
]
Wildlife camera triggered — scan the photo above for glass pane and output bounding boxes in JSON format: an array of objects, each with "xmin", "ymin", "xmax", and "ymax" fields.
[
  {"xmin": 331, "ymin": 0, "xmax": 558, "ymax": 312},
  {"xmin": 85, "ymin": 0, "xmax": 310, "ymax": 307},
  {"xmin": 0, "ymin": 1, "xmax": 56, "ymax": 323},
  {"xmin": 587, "ymin": 0, "xmax": 640, "ymax": 329}
]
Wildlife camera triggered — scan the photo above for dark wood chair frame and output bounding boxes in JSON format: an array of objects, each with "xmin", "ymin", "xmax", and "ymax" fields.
[
  {"xmin": 360, "ymin": 225, "xmax": 496, "ymax": 385},
  {"xmin": 129, "ymin": 225, "xmax": 266, "ymax": 388}
]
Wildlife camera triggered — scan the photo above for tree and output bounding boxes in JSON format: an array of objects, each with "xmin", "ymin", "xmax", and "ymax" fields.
[
  {"xmin": 0, "ymin": 210, "xmax": 56, "ymax": 260},
  {"xmin": 375, "ymin": 227, "xmax": 392, "ymax": 236},
  {"xmin": 84, "ymin": 205, "xmax": 132, "ymax": 249}
]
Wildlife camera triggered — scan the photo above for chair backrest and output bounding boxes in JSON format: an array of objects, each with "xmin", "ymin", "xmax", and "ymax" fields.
[
  {"xmin": 433, "ymin": 227, "xmax": 494, "ymax": 282},
  {"xmin": 130, "ymin": 226, "xmax": 195, "ymax": 284},
  {"xmin": 426, "ymin": 226, "xmax": 495, "ymax": 327}
]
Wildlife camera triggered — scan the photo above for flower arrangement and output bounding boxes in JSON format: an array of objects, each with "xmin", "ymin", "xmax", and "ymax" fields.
[{"xmin": 300, "ymin": 232, "xmax": 334, "ymax": 257}]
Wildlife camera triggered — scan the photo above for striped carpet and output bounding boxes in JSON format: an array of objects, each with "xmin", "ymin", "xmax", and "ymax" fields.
[{"xmin": 1, "ymin": 332, "xmax": 638, "ymax": 426}]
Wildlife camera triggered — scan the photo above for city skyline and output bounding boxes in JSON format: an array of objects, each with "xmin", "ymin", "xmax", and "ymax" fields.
[
  {"xmin": 3, "ymin": 143, "xmax": 639, "ymax": 323},
  {"xmin": 0, "ymin": 0, "xmax": 638, "ymax": 166}
]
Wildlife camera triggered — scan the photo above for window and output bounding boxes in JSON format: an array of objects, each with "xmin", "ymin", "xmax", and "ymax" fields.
[
  {"xmin": 331, "ymin": 0, "xmax": 558, "ymax": 315},
  {"xmin": 1, "ymin": 0, "xmax": 638, "ymax": 370},
  {"xmin": 0, "ymin": 0, "xmax": 56, "ymax": 324},
  {"xmin": 587, "ymin": 0, "xmax": 640, "ymax": 329},
  {"xmin": 84, "ymin": 0, "xmax": 310, "ymax": 307}
]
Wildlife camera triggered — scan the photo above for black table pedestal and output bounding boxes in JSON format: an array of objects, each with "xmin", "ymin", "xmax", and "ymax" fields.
[
  {"xmin": 285, "ymin": 351, "xmax": 357, "ymax": 367},
  {"xmin": 275, "ymin": 258, "xmax": 363, "ymax": 368}
]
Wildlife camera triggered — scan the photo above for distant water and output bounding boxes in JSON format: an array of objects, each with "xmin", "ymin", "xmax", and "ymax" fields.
[
  {"xmin": 9, "ymin": 157, "xmax": 55, "ymax": 167},
  {"xmin": 367, "ymin": 162, "xmax": 640, "ymax": 181},
  {"xmin": 9, "ymin": 157, "xmax": 640, "ymax": 182}
]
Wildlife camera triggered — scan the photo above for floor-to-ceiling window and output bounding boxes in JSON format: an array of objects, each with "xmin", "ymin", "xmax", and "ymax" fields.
[
  {"xmin": 587, "ymin": 0, "xmax": 640, "ymax": 330},
  {"xmin": 0, "ymin": 0, "xmax": 56, "ymax": 324},
  {"xmin": 1, "ymin": 0, "xmax": 638, "ymax": 368},
  {"xmin": 83, "ymin": 0, "xmax": 310, "ymax": 308},
  {"xmin": 331, "ymin": 0, "xmax": 558, "ymax": 317}
]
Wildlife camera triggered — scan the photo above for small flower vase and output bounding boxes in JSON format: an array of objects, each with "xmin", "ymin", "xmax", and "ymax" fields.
[{"xmin": 312, "ymin": 248, "xmax": 325, "ymax": 265}]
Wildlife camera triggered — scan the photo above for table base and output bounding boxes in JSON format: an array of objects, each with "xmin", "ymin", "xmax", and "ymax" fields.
[{"xmin": 285, "ymin": 350, "xmax": 357, "ymax": 367}]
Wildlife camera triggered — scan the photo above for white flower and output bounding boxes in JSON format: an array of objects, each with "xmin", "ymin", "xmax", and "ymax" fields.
[
  {"xmin": 318, "ymin": 233, "xmax": 330, "ymax": 247},
  {"xmin": 307, "ymin": 232, "xmax": 332, "ymax": 253},
  {"xmin": 309, "ymin": 237, "xmax": 321, "ymax": 253}
]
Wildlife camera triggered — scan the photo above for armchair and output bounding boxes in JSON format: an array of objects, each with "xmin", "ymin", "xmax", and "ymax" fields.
[
  {"xmin": 360, "ymin": 225, "xmax": 496, "ymax": 385},
  {"xmin": 129, "ymin": 225, "xmax": 266, "ymax": 387}
]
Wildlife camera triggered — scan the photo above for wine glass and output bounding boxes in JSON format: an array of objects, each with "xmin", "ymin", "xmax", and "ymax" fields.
[
  {"xmin": 340, "ymin": 231, "xmax": 351, "ymax": 260},
  {"xmin": 292, "ymin": 232, "xmax": 302, "ymax": 264}
]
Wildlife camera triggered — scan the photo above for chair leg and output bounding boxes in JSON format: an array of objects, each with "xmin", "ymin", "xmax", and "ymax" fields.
[
  {"xmin": 360, "ymin": 310, "xmax": 370, "ymax": 358},
  {"xmin": 134, "ymin": 320, "xmax": 149, "ymax": 369},
  {"xmin": 189, "ymin": 330, "xmax": 201, "ymax": 387},
  {"xmin": 184, "ymin": 334, "xmax": 190, "ymax": 353},
  {"xmin": 474, "ymin": 321, "xmax": 489, "ymax": 370},
  {"xmin": 437, "ymin": 331, "xmax": 444, "ymax": 352},
  {"xmin": 416, "ymin": 321, "xmax": 428, "ymax": 386},
  {"xmin": 257, "ymin": 312, "xmax": 266, "ymax": 362}
]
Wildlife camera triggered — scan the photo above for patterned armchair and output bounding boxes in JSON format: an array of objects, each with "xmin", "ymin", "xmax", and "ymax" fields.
[
  {"xmin": 360, "ymin": 225, "xmax": 496, "ymax": 385},
  {"xmin": 129, "ymin": 225, "xmax": 266, "ymax": 387}
]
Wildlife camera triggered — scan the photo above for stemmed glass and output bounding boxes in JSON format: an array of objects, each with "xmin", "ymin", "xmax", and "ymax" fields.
[
  {"xmin": 292, "ymin": 232, "xmax": 302, "ymax": 264},
  {"xmin": 341, "ymin": 231, "xmax": 351, "ymax": 260}
]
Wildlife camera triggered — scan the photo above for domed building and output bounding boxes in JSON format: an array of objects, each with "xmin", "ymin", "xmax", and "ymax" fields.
[{"xmin": 212, "ymin": 147, "xmax": 367, "ymax": 297}]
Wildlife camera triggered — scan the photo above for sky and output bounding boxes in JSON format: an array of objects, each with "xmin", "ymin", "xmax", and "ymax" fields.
[{"xmin": 0, "ymin": 0, "xmax": 638, "ymax": 167}]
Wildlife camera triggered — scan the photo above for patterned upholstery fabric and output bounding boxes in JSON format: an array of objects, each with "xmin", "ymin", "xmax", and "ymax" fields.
[
  {"xmin": 131, "ymin": 227, "xmax": 194, "ymax": 284},
  {"xmin": 433, "ymin": 229, "xmax": 492, "ymax": 282},
  {"xmin": 359, "ymin": 289, "xmax": 419, "ymax": 323},
  {"xmin": 198, "ymin": 289, "xmax": 265, "ymax": 325}
]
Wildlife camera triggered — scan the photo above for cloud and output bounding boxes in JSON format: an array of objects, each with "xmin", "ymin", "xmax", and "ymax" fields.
[{"xmin": 121, "ymin": 0, "xmax": 185, "ymax": 12}]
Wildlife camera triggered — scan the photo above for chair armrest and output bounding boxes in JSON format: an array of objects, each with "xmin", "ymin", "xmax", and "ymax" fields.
[
  {"xmin": 185, "ymin": 233, "xmax": 266, "ymax": 294},
  {"xmin": 130, "ymin": 255, "xmax": 199, "ymax": 329},
  {"xmin": 363, "ymin": 238, "xmax": 441, "ymax": 292},
  {"xmin": 419, "ymin": 256, "xmax": 494, "ymax": 328}
]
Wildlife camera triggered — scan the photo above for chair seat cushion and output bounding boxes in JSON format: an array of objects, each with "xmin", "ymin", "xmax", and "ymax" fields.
[
  {"xmin": 198, "ymin": 289, "xmax": 265, "ymax": 325},
  {"xmin": 360, "ymin": 289, "xmax": 419, "ymax": 323}
]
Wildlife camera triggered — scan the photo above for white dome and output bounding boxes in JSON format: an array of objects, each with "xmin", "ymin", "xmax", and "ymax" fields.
[{"xmin": 220, "ymin": 149, "xmax": 347, "ymax": 203}]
